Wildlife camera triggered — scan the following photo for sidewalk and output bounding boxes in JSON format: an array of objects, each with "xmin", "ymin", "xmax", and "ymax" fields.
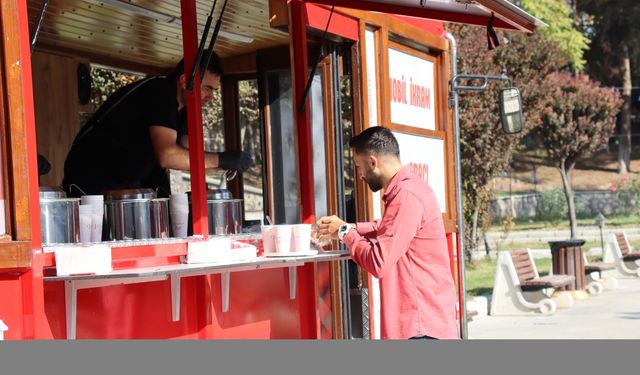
[{"xmin": 468, "ymin": 276, "xmax": 640, "ymax": 339}]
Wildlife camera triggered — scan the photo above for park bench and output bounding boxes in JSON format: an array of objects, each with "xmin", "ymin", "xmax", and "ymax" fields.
[
  {"xmin": 582, "ymin": 254, "xmax": 617, "ymax": 294},
  {"xmin": 603, "ymin": 232, "xmax": 640, "ymax": 277},
  {"xmin": 490, "ymin": 249, "xmax": 574, "ymax": 316}
]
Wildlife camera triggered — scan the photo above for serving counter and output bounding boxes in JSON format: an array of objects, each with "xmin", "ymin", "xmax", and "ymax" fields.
[{"xmin": 40, "ymin": 235, "xmax": 349, "ymax": 340}]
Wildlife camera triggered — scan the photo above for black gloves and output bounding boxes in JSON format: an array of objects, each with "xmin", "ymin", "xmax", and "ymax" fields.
[{"xmin": 218, "ymin": 151, "xmax": 253, "ymax": 173}]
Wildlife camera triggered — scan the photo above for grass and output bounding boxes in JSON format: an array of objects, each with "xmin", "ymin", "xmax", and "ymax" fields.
[
  {"xmin": 465, "ymin": 254, "xmax": 551, "ymax": 298},
  {"xmin": 489, "ymin": 214, "xmax": 640, "ymax": 232}
]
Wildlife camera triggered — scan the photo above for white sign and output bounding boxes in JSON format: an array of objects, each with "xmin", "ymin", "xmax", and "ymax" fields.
[
  {"xmin": 393, "ymin": 132, "xmax": 447, "ymax": 213},
  {"xmin": 388, "ymin": 49, "xmax": 436, "ymax": 130},
  {"xmin": 365, "ymin": 30, "xmax": 379, "ymax": 127}
]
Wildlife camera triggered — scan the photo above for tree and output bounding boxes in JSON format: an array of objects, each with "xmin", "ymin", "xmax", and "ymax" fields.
[
  {"xmin": 450, "ymin": 24, "xmax": 567, "ymax": 262},
  {"xmin": 535, "ymin": 72, "xmax": 622, "ymax": 238},
  {"xmin": 576, "ymin": 1, "xmax": 640, "ymax": 174},
  {"xmin": 520, "ymin": 0, "xmax": 590, "ymax": 71}
]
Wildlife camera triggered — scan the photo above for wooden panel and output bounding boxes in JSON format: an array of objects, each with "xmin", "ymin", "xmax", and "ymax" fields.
[
  {"xmin": 31, "ymin": 51, "xmax": 83, "ymax": 188},
  {"xmin": 0, "ymin": 241, "xmax": 32, "ymax": 269},
  {"xmin": 269, "ymin": 0, "xmax": 289, "ymax": 28}
]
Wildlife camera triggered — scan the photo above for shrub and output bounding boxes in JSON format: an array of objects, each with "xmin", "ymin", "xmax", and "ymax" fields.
[
  {"xmin": 539, "ymin": 188, "xmax": 567, "ymax": 225},
  {"xmin": 611, "ymin": 175, "xmax": 640, "ymax": 215}
]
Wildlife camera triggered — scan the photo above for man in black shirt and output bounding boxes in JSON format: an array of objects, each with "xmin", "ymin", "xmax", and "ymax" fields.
[{"xmin": 63, "ymin": 52, "xmax": 251, "ymax": 197}]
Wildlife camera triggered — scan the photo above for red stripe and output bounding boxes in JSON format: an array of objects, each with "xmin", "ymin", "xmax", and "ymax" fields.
[{"xmin": 305, "ymin": 4, "xmax": 359, "ymax": 41}]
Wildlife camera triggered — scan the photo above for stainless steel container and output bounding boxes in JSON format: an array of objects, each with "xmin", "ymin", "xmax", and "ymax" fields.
[
  {"xmin": 187, "ymin": 189, "xmax": 243, "ymax": 235},
  {"xmin": 104, "ymin": 189, "xmax": 156, "ymax": 241},
  {"xmin": 39, "ymin": 187, "xmax": 80, "ymax": 245}
]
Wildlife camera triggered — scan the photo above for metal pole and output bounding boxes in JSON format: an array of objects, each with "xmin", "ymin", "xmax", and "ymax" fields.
[
  {"xmin": 30, "ymin": 0, "xmax": 50, "ymax": 53},
  {"xmin": 599, "ymin": 226, "xmax": 605, "ymax": 255},
  {"xmin": 445, "ymin": 32, "xmax": 468, "ymax": 339}
]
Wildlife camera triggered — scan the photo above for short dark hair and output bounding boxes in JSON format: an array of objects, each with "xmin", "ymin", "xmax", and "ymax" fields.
[
  {"xmin": 173, "ymin": 51, "xmax": 224, "ymax": 77},
  {"xmin": 348, "ymin": 126, "xmax": 400, "ymax": 157}
]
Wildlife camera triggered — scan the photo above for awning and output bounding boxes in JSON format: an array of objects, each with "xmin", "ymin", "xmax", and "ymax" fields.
[{"xmin": 307, "ymin": 0, "xmax": 546, "ymax": 33}]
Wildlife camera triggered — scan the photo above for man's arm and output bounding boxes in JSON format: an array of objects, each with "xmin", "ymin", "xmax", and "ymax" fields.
[
  {"xmin": 343, "ymin": 190, "xmax": 422, "ymax": 278},
  {"xmin": 149, "ymin": 126, "xmax": 220, "ymax": 171}
]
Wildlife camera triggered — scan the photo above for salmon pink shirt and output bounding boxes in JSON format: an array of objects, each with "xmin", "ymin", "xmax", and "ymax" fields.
[{"xmin": 343, "ymin": 165, "xmax": 458, "ymax": 339}]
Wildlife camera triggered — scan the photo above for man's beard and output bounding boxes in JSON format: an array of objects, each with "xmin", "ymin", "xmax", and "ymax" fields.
[{"xmin": 364, "ymin": 169, "xmax": 383, "ymax": 192}]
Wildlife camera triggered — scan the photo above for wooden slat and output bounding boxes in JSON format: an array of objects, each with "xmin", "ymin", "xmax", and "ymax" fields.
[
  {"xmin": 616, "ymin": 233, "xmax": 631, "ymax": 256},
  {"xmin": 585, "ymin": 262, "xmax": 616, "ymax": 273},
  {"xmin": 27, "ymin": 0, "xmax": 290, "ymax": 70}
]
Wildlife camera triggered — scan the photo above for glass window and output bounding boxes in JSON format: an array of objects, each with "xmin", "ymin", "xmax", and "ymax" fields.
[
  {"xmin": 238, "ymin": 79, "xmax": 263, "ymax": 221},
  {"xmin": 309, "ymin": 72, "xmax": 328, "ymax": 218},
  {"xmin": 267, "ymin": 71, "xmax": 300, "ymax": 224}
]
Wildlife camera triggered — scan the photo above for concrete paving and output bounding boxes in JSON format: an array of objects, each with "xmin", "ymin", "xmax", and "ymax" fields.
[{"xmin": 468, "ymin": 275, "xmax": 640, "ymax": 339}]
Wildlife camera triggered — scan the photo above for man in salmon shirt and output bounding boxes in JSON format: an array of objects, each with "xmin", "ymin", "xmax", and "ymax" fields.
[{"xmin": 316, "ymin": 126, "xmax": 458, "ymax": 340}]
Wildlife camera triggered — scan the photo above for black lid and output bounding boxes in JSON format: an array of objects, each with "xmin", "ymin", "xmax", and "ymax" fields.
[{"xmin": 548, "ymin": 239, "xmax": 586, "ymax": 251}]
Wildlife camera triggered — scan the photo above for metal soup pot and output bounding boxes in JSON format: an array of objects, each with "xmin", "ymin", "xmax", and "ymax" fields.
[
  {"xmin": 187, "ymin": 190, "xmax": 243, "ymax": 235},
  {"xmin": 104, "ymin": 189, "xmax": 156, "ymax": 241},
  {"xmin": 39, "ymin": 187, "xmax": 80, "ymax": 245}
]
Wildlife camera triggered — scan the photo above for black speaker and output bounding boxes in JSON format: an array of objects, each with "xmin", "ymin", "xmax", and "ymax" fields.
[{"xmin": 77, "ymin": 63, "xmax": 92, "ymax": 105}]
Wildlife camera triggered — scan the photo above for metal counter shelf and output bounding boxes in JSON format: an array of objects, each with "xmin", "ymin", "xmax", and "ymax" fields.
[{"xmin": 44, "ymin": 250, "xmax": 350, "ymax": 339}]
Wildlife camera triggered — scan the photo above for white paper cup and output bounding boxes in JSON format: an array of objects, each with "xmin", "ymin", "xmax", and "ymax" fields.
[
  {"xmin": 261, "ymin": 225, "xmax": 276, "ymax": 254},
  {"xmin": 80, "ymin": 195, "xmax": 104, "ymax": 205},
  {"xmin": 90, "ymin": 204, "xmax": 104, "ymax": 242},
  {"xmin": 170, "ymin": 211, "xmax": 189, "ymax": 238},
  {"xmin": 170, "ymin": 193, "xmax": 188, "ymax": 208},
  {"xmin": 291, "ymin": 224, "xmax": 312, "ymax": 253},
  {"xmin": 273, "ymin": 225, "xmax": 293, "ymax": 254},
  {"xmin": 80, "ymin": 195, "xmax": 104, "ymax": 242},
  {"xmin": 79, "ymin": 205, "xmax": 93, "ymax": 243}
]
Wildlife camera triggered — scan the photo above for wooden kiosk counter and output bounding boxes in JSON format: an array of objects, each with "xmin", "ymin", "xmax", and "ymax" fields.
[{"xmin": 0, "ymin": 0, "xmax": 540, "ymax": 340}]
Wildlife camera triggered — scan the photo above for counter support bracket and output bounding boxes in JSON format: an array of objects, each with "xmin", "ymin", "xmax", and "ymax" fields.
[
  {"xmin": 171, "ymin": 274, "xmax": 180, "ymax": 322},
  {"xmin": 222, "ymin": 272, "xmax": 230, "ymax": 312},
  {"xmin": 289, "ymin": 266, "xmax": 297, "ymax": 300},
  {"xmin": 64, "ymin": 275, "xmax": 168, "ymax": 339}
]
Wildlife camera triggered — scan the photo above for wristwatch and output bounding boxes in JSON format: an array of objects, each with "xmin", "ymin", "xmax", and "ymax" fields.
[{"xmin": 338, "ymin": 224, "xmax": 355, "ymax": 242}]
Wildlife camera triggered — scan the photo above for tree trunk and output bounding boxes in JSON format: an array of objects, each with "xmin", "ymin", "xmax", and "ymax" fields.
[
  {"xmin": 559, "ymin": 159, "xmax": 578, "ymax": 239},
  {"xmin": 484, "ymin": 232, "xmax": 491, "ymax": 259},
  {"xmin": 617, "ymin": 41, "xmax": 633, "ymax": 174},
  {"xmin": 469, "ymin": 202, "xmax": 480, "ymax": 264}
]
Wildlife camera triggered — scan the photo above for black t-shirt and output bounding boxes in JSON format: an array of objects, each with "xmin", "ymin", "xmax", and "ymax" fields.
[{"xmin": 63, "ymin": 76, "xmax": 185, "ymax": 197}]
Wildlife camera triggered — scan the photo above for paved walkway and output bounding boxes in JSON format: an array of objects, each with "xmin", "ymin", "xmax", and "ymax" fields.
[{"xmin": 468, "ymin": 275, "xmax": 640, "ymax": 339}]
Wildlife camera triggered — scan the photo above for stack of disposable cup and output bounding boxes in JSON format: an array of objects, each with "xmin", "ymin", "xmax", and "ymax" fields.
[
  {"xmin": 169, "ymin": 193, "xmax": 189, "ymax": 238},
  {"xmin": 80, "ymin": 195, "xmax": 104, "ymax": 242},
  {"xmin": 78, "ymin": 204, "xmax": 93, "ymax": 243}
]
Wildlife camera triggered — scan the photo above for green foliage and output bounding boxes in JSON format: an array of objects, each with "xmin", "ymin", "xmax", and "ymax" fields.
[
  {"xmin": 576, "ymin": 1, "xmax": 640, "ymax": 86},
  {"xmin": 536, "ymin": 73, "xmax": 622, "ymax": 166},
  {"xmin": 449, "ymin": 23, "xmax": 567, "ymax": 259},
  {"xmin": 90, "ymin": 67, "xmax": 144, "ymax": 109},
  {"xmin": 520, "ymin": 0, "xmax": 589, "ymax": 70},
  {"xmin": 539, "ymin": 188, "xmax": 567, "ymax": 225}
]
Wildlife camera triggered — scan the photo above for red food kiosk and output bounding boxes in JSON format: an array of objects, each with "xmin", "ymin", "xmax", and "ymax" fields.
[{"xmin": 0, "ymin": 0, "xmax": 540, "ymax": 340}]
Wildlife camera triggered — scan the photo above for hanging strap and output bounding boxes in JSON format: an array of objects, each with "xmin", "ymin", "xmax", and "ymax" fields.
[{"xmin": 72, "ymin": 76, "xmax": 159, "ymax": 146}]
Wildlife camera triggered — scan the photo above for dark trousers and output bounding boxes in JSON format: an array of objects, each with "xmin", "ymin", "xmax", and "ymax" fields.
[{"xmin": 409, "ymin": 335, "xmax": 437, "ymax": 340}]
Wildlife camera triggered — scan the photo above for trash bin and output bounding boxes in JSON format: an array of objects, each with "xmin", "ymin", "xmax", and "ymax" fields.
[{"xmin": 549, "ymin": 239, "xmax": 586, "ymax": 291}]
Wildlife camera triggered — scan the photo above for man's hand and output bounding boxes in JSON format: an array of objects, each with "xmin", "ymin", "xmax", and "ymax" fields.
[
  {"xmin": 315, "ymin": 215, "xmax": 347, "ymax": 243},
  {"xmin": 218, "ymin": 151, "xmax": 253, "ymax": 173}
]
